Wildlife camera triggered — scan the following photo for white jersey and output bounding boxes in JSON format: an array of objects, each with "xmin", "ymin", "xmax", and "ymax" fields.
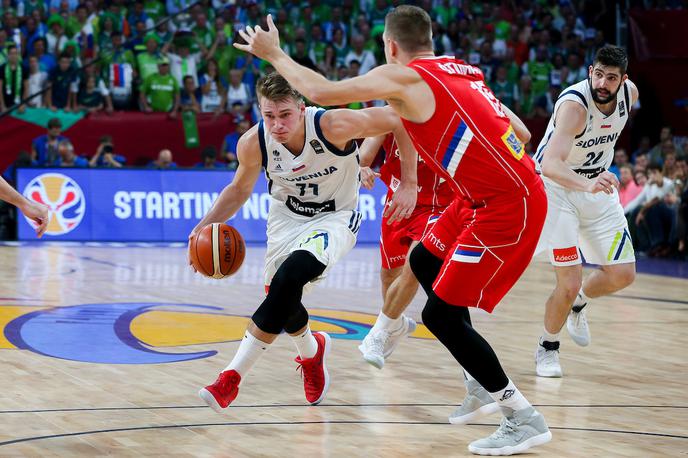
[
  {"xmin": 534, "ymin": 79, "xmax": 631, "ymax": 183},
  {"xmin": 258, "ymin": 106, "xmax": 360, "ymax": 219}
]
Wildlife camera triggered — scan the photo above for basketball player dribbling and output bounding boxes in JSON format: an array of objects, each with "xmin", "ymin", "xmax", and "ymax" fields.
[
  {"xmin": 193, "ymin": 72, "xmax": 418, "ymax": 411},
  {"xmin": 235, "ymin": 6, "xmax": 551, "ymax": 455},
  {"xmin": 357, "ymin": 133, "xmax": 453, "ymax": 369},
  {"xmin": 0, "ymin": 176, "xmax": 48, "ymax": 237},
  {"xmin": 533, "ymin": 46, "xmax": 638, "ymax": 378}
]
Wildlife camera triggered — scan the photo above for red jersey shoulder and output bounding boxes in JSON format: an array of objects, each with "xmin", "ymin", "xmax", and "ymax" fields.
[{"xmin": 410, "ymin": 57, "xmax": 485, "ymax": 81}]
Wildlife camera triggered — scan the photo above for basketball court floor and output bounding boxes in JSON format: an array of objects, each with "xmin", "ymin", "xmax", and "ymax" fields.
[{"xmin": 0, "ymin": 242, "xmax": 686, "ymax": 456}]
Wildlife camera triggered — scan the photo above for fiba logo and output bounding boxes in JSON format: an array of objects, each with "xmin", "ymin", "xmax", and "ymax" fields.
[{"xmin": 23, "ymin": 173, "xmax": 85, "ymax": 235}]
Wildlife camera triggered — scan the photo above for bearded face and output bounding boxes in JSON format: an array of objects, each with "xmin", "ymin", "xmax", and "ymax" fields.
[{"xmin": 588, "ymin": 64, "xmax": 625, "ymax": 104}]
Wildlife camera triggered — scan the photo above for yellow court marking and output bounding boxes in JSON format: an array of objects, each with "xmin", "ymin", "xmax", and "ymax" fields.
[
  {"xmin": 309, "ymin": 308, "xmax": 435, "ymax": 339},
  {"xmin": 131, "ymin": 311, "xmax": 250, "ymax": 347},
  {"xmin": 131, "ymin": 308, "xmax": 435, "ymax": 348},
  {"xmin": 0, "ymin": 306, "xmax": 50, "ymax": 349}
]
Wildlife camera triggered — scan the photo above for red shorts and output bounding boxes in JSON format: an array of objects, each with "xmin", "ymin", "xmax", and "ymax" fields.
[
  {"xmin": 421, "ymin": 181, "xmax": 547, "ymax": 313},
  {"xmin": 380, "ymin": 204, "xmax": 442, "ymax": 269}
]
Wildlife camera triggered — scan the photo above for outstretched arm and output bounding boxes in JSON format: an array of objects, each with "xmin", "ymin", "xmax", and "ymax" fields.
[
  {"xmin": 233, "ymin": 14, "xmax": 416, "ymax": 107},
  {"xmin": 0, "ymin": 177, "xmax": 49, "ymax": 237},
  {"xmin": 190, "ymin": 126, "xmax": 263, "ymax": 238}
]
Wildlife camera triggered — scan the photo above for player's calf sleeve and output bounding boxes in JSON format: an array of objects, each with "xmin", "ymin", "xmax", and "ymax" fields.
[
  {"xmin": 422, "ymin": 296, "xmax": 507, "ymax": 392},
  {"xmin": 408, "ymin": 243, "xmax": 443, "ymax": 296},
  {"xmin": 252, "ymin": 250, "xmax": 326, "ymax": 334}
]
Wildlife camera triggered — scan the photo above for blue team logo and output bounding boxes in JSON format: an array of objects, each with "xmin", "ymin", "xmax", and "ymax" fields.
[{"xmin": 23, "ymin": 173, "xmax": 85, "ymax": 235}]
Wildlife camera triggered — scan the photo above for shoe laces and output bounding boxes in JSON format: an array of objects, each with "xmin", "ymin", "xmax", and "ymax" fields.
[
  {"xmin": 491, "ymin": 417, "xmax": 518, "ymax": 440},
  {"xmin": 295, "ymin": 354, "xmax": 323, "ymax": 386},
  {"xmin": 368, "ymin": 330, "xmax": 391, "ymax": 355},
  {"xmin": 217, "ymin": 371, "xmax": 240, "ymax": 390},
  {"xmin": 572, "ymin": 309, "xmax": 587, "ymax": 329},
  {"xmin": 540, "ymin": 346, "xmax": 559, "ymax": 366}
]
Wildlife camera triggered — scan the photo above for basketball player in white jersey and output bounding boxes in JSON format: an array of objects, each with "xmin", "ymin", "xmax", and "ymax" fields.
[
  {"xmin": 193, "ymin": 72, "xmax": 418, "ymax": 411},
  {"xmin": 0, "ymin": 176, "xmax": 48, "ymax": 237},
  {"xmin": 534, "ymin": 45, "xmax": 638, "ymax": 377}
]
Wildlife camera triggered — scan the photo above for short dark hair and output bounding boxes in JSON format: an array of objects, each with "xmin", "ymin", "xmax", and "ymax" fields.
[
  {"xmin": 384, "ymin": 5, "xmax": 432, "ymax": 53},
  {"xmin": 256, "ymin": 72, "xmax": 303, "ymax": 104},
  {"xmin": 48, "ymin": 118, "xmax": 62, "ymax": 128},
  {"xmin": 647, "ymin": 162, "xmax": 662, "ymax": 173},
  {"xmin": 593, "ymin": 45, "xmax": 628, "ymax": 74},
  {"xmin": 202, "ymin": 146, "xmax": 217, "ymax": 159}
]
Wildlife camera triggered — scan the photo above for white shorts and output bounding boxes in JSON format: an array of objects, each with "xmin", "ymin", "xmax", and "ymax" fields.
[
  {"xmin": 264, "ymin": 205, "xmax": 361, "ymax": 290},
  {"xmin": 536, "ymin": 178, "xmax": 635, "ymax": 267}
]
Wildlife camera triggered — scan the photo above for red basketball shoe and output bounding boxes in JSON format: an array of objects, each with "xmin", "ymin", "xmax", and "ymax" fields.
[
  {"xmin": 199, "ymin": 369, "xmax": 241, "ymax": 413},
  {"xmin": 294, "ymin": 331, "xmax": 331, "ymax": 405}
]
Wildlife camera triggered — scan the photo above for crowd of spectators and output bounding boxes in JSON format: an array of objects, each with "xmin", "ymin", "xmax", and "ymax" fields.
[
  {"xmin": 612, "ymin": 126, "xmax": 688, "ymax": 260},
  {"xmin": 0, "ymin": 0, "xmax": 640, "ymax": 121}
]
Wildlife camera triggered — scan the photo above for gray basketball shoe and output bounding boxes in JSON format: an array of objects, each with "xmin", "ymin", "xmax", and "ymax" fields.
[
  {"xmin": 468, "ymin": 406, "xmax": 552, "ymax": 455},
  {"xmin": 449, "ymin": 378, "xmax": 500, "ymax": 424}
]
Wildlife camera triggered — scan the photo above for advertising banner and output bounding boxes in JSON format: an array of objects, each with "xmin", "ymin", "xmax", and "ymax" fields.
[{"xmin": 16, "ymin": 168, "xmax": 389, "ymax": 243}]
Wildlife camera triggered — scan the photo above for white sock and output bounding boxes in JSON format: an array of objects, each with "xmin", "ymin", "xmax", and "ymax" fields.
[
  {"xmin": 224, "ymin": 331, "xmax": 270, "ymax": 378},
  {"xmin": 540, "ymin": 328, "xmax": 560, "ymax": 344},
  {"xmin": 489, "ymin": 379, "xmax": 531, "ymax": 413},
  {"xmin": 371, "ymin": 311, "xmax": 403, "ymax": 334},
  {"xmin": 463, "ymin": 369, "xmax": 476, "ymax": 382},
  {"xmin": 290, "ymin": 326, "xmax": 318, "ymax": 359}
]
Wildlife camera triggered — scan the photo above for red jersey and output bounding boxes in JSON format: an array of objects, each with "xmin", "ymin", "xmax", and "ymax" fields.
[
  {"xmin": 401, "ymin": 56, "xmax": 539, "ymax": 202},
  {"xmin": 378, "ymin": 133, "xmax": 454, "ymax": 208}
]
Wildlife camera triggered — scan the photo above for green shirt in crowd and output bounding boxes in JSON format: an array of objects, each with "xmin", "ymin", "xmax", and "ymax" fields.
[
  {"xmin": 143, "ymin": 73, "xmax": 178, "ymax": 112},
  {"xmin": 144, "ymin": 0, "xmax": 165, "ymax": 21},
  {"xmin": 527, "ymin": 60, "xmax": 553, "ymax": 98}
]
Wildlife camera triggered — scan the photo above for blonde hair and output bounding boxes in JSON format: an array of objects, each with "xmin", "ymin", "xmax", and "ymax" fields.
[
  {"xmin": 256, "ymin": 72, "xmax": 303, "ymax": 104},
  {"xmin": 384, "ymin": 5, "xmax": 432, "ymax": 53}
]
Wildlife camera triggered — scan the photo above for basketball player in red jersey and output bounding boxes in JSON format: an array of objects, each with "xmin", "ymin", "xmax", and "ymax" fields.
[
  {"xmin": 357, "ymin": 133, "xmax": 454, "ymax": 369},
  {"xmin": 0, "ymin": 176, "xmax": 48, "ymax": 237},
  {"xmin": 236, "ymin": 6, "xmax": 551, "ymax": 455}
]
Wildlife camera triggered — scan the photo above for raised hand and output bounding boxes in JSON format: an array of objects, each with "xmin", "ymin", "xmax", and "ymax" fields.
[{"xmin": 233, "ymin": 14, "xmax": 281, "ymax": 60}]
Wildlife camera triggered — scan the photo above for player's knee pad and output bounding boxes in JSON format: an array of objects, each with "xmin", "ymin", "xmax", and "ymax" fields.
[
  {"xmin": 252, "ymin": 251, "xmax": 326, "ymax": 334},
  {"xmin": 409, "ymin": 243, "xmax": 443, "ymax": 295},
  {"xmin": 251, "ymin": 297, "xmax": 288, "ymax": 334},
  {"xmin": 422, "ymin": 295, "xmax": 472, "ymax": 337},
  {"xmin": 269, "ymin": 250, "xmax": 327, "ymax": 294},
  {"xmin": 284, "ymin": 303, "xmax": 309, "ymax": 334}
]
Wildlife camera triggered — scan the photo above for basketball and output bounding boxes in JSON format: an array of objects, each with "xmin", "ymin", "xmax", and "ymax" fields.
[{"xmin": 189, "ymin": 223, "xmax": 246, "ymax": 278}]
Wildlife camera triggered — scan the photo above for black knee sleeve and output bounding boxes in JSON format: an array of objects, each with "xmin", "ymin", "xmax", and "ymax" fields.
[
  {"xmin": 251, "ymin": 250, "xmax": 326, "ymax": 334},
  {"xmin": 409, "ymin": 243, "xmax": 444, "ymax": 296},
  {"xmin": 283, "ymin": 304, "xmax": 309, "ymax": 334}
]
